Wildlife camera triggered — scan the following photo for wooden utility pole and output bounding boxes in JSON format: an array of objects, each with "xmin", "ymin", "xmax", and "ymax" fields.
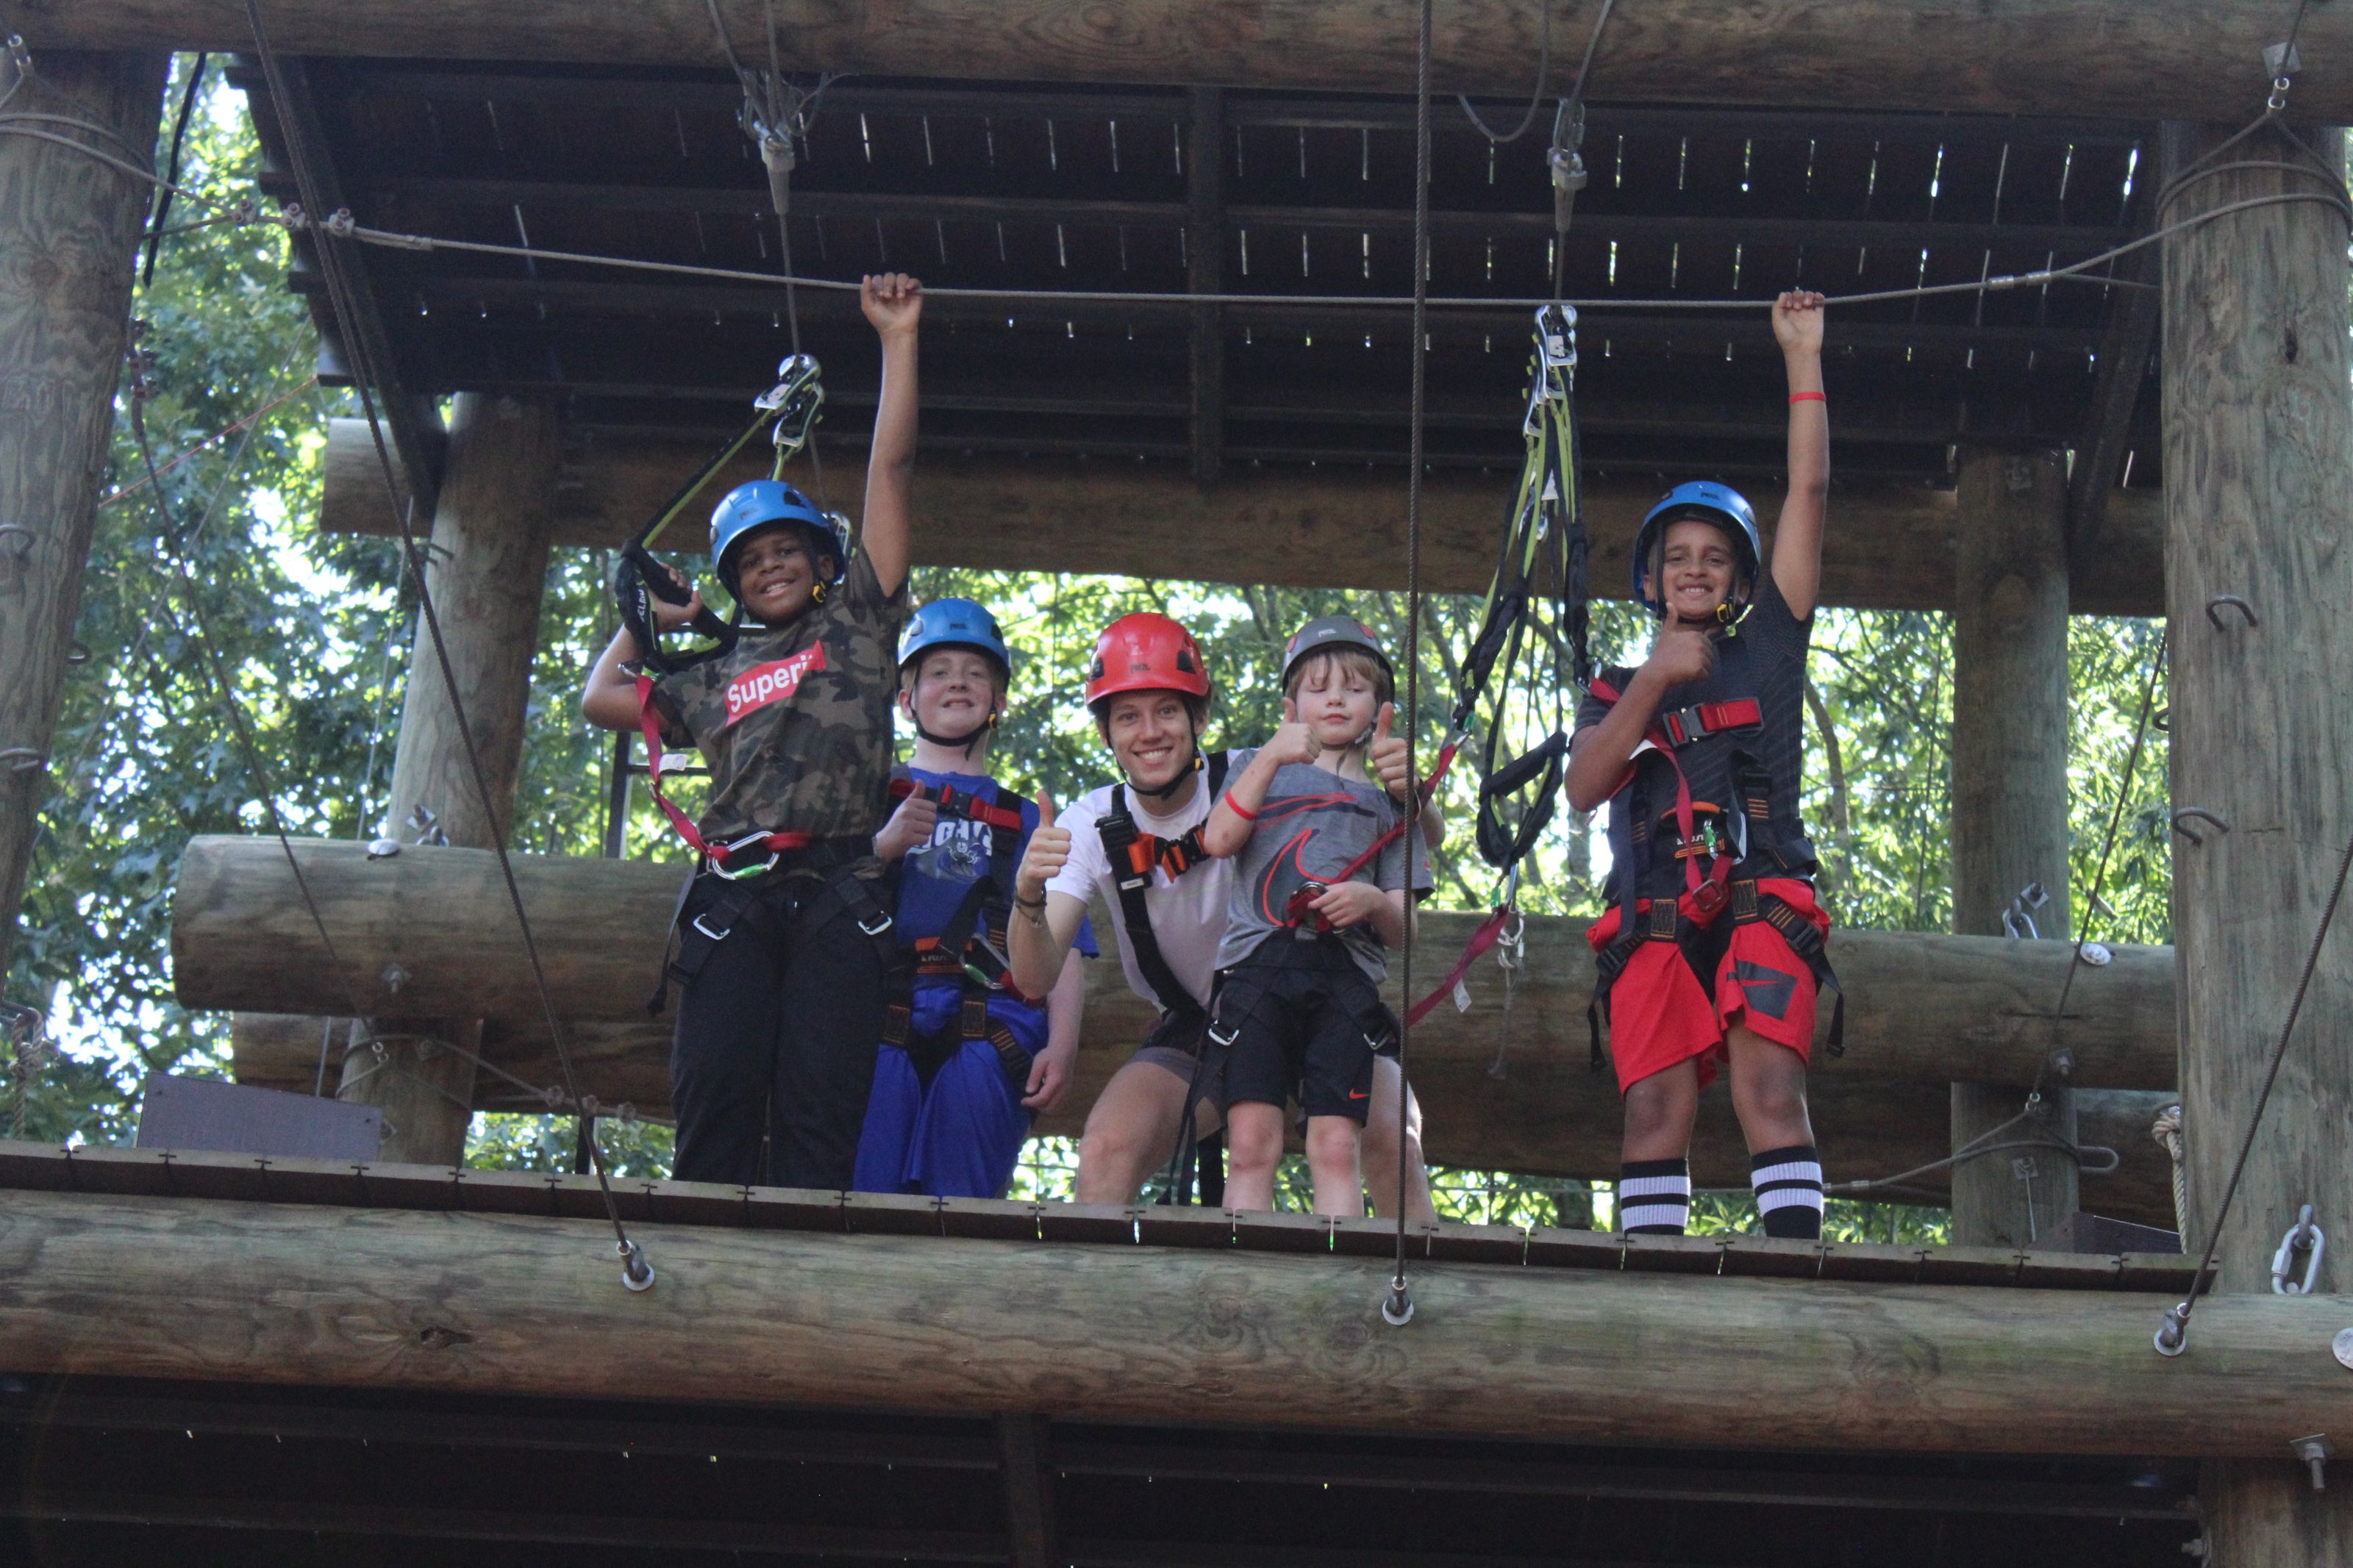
[
  {"xmin": 336, "ymin": 393, "xmax": 557, "ymax": 1163},
  {"xmin": 2161, "ymin": 120, "xmax": 2353, "ymax": 1563},
  {"xmin": 1949, "ymin": 446, "xmax": 2077, "ymax": 1245},
  {"xmin": 0, "ymin": 50, "xmax": 168, "ymax": 982}
]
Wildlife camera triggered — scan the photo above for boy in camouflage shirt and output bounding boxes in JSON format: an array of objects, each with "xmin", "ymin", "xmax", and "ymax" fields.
[{"xmin": 582, "ymin": 273, "xmax": 922, "ymax": 1189}]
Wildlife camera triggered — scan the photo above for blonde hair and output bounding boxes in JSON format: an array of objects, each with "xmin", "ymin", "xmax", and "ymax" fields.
[{"xmin": 1284, "ymin": 645, "xmax": 1393, "ymax": 709}]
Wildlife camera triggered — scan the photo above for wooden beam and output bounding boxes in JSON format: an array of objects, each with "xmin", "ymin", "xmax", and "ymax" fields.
[
  {"xmin": 0, "ymin": 1188, "xmax": 2340, "ymax": 1456},
  {"xmin": 2162, "ymin": 121, "xmax": 2353, "ymax": 1562},
  {"xmin": 2067, "ymin": 249, "xmax": 2163, "ymax": 581},
  {"xmin": 319, "ymin": 420, "xmax": 2169, "ymax": 615},
  {"xmin": 250, "ymin": 55, "xmax": 444, "ymax": 514},
  {"xmin": 185, "ymin": 836, "xmax": 2180, "ymax": 1220},
  {"xmin": 23, "ymin": 3, "xmax": 2353, "ymax": 122},
  {"xmin": 1186, "ymin": 87, "xmax": 1226, "ymax": 487},
  {"xmin": 228, "ymin": 1012, "xmax": 2181, "ymax": 1224},
  {"xmin": 0, "ymin": 49, "xmax": 167, "ymax": 980},
  {"xmin": 176, "ymin": 838, "xmax": 2179, "ymax": 1089},
  {"xmin": 1949, "ymin": 447, "xmax": 2078, "ymax": 1245},
  {"xmin": 339, "ymin": 393, "xmax": 561, "ymax": 1164},
  {"xmin": 998, "ymin": 1415, "xmax": 1058, "ymax": 1568}
]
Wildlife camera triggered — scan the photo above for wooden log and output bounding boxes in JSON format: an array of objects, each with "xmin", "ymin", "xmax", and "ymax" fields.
[
  {"xmin": 0, "ymin": 49, "xmax": 167, "ymax": 976},
  {"xmin": 2162, "ymin": 122, "xmax": 2353, "ymax": 1561},
  {"xmin": 1949, "ymin": 447, "xmax": 2078, "ymax": 1245},
  {"xmin": 320, "ymin": 421, "xmax": 2170, "ymax": 617},
  {"xmin": 228, "ymin": 1010, "xmax": 2181, "ymax": 1225},
  {"xmin": 340, "ymin": 393, "xmax": 560, "ymax": 1164},
  {"xmin": 24, "ymin": 2, "xmax": 2353, "ymax": 123},
  {"xmin": 0, "ymin": 1187, "xmax": 2341, "ymax": 1456},
  {"xmin": 184, "ymin": 835, "xmax": 2180, "ymax": 1220},
  {"xmin": 176, "ymin": 837, "xmax": 2179, "ymax": 1086}
]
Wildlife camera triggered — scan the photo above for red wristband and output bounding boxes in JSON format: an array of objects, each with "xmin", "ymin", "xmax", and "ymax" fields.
[
  {"xmin": 1789, "ymin": 391, "xmax": 1827, "ymax": 404},
  {"xmin": 1225, "ymin": 796, "xmax": 1259, "ymax": 823}
]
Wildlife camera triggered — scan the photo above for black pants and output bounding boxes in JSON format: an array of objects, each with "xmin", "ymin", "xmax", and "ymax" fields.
[{"xmin": 669, "ymin": 870, "xmax": 890, "ymax": 1189}]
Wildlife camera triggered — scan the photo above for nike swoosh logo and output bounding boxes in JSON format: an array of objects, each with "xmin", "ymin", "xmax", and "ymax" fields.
[{"xmin": 1348, "ymin": 1089, "xmax": 1369, "ymax": 1100}]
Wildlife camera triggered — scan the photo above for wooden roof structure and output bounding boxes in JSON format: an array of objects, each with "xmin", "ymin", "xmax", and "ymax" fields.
[{"xmin": 232, "ymin": 57, "xmax": 2163, "ymax": 546}]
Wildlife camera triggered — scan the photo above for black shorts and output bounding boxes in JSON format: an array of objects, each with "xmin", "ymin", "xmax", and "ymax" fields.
[{"xmin": 1209, "ymin": 937, "xmax": 1398, "ymax": 1123}]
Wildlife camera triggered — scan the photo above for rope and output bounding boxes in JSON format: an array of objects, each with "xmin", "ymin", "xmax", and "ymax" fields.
[
  {"xmin": 241, "ymin": 1, "xmax": 650, "ymax": 1290},
  {"xmin": 1383, "ymin": 0, "xmax": 1435, "ymax": 1331},
  {"xmin": 1456, "ymin": 0, "xmax": 1555, "ymax": 144},
  {"xmin": 2152, "ymin": 1103, "xmax": 2188, "ymax": 1238},
  {"xmin": 95, "ymin": 375, "xmax": 318, "ymax": 509}
]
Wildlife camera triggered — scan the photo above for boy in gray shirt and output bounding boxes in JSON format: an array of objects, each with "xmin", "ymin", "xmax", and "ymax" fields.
[{"xmin": 1202, "ymin": 616, "xmax": 1432, "ymax": 1215}]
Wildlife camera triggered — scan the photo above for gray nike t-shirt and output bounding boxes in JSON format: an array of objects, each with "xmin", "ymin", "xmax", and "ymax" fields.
[{"xmin": 1213, "ymin": 762, "xmax": 1432, "ymax": 982}]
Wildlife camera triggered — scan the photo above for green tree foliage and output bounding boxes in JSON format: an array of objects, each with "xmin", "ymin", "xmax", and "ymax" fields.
[{"xmin": 10, "ymin": 66, "xmax": 2160, "ymax": 1249}]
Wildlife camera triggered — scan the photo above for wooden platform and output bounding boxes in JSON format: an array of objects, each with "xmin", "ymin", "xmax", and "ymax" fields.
[{"xmin": 0, "ymin": 1139, "xmax": 2289, "ymax": 1564}]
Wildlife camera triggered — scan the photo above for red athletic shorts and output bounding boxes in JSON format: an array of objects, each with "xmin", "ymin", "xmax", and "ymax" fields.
[{"xmin": 1588, "ymin": 877, "xmax": 1830, "ymax": 1094}]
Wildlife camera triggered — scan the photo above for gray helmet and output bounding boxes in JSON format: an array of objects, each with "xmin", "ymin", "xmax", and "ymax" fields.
[{"xmin": 1282, "ymin": 615, "xmax": 1392, "ymax": 690}]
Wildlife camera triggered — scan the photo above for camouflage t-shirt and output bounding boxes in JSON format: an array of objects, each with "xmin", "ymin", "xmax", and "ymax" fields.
[{"xmin": 646, "ymin": 549, "xmax": 909, "ymax": 863}]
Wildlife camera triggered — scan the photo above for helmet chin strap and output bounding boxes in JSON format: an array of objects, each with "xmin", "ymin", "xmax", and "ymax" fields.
[
  {"xmin": 1132, "ymin": 744, "xmax": 1204, "ymax": 800},
  {"xmin": 915, "ymin": 712, "xmax": 995, "ymax": 759}
]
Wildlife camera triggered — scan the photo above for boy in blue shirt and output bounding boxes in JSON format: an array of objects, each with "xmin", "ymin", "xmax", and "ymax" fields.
[{"xmin": 854, "ymin": 596, "xmax": 1093, "ymax": 1198}]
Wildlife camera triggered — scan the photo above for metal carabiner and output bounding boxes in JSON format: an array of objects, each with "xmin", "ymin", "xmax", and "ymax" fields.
[{"xmin": 2272, "ymin": 1205, "xmax": 2327, "ymax": 1296}]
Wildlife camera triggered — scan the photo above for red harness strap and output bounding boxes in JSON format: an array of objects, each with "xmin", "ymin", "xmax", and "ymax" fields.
[
  {"xmin": 888, "ymin": 773, "xmax": 1027, "ymax": 834},
  {"xmin": 634, "ymin": 673, "xmax": 812, "ymax": 867},
  {"xmin": 1585, "ymin": 678, "xmax": 1756, "ymax": 914}
]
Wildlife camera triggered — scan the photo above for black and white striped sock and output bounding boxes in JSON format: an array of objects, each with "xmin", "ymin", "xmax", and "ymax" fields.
[
  {"xmin": 1752, "ymin": 1143, "xmax": 1825, "ymax": 1239},
  {"xmin": 1618, "ymin": 1158, "xmax": 1692, "ymax": 1235}
]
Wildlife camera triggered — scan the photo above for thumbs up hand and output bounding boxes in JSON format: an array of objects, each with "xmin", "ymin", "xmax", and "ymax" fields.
[
  {"xmin": 1368, "ymin": 702, "xmax": 1415, "ymax": 802},
  {"xmin": 1016, "ymin": 787, "xmax": 1070, "ymax": 904}
]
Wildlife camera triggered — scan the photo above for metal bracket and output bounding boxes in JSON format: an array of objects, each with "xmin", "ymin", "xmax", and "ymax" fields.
[
  {"xmin": 379, "ymin": 962, "xmax": 412, "ymax": 996},
  {"xmin": 2335, "ymin": 1326, "xmax": 2353, "ymax": 1371},
  {"xmin": 2204, "ymin": 593, "xmax": 2259, "ymax": 631},
  {"xmin": 2170, "ymin": 807, "xmax": 2231, "ymax": 845},
  {"xmin": 2265, "ymin": 40, "xmax": 2303, "ymax": 82},
  {"xmin": 2273, "ymin": 1205, "xmax": 2326, "ymax": 1296},
  {"xmin": 2002, "ymin": 881, "xmax": 2050, "ymax": 939},
  {"xmin": 2292, "ymin": 1433, "xmax": 2332, "ymax": 1492},
  {"xmin": 407, "ymin": 805, "xmax": 447, "ymax": 847}
]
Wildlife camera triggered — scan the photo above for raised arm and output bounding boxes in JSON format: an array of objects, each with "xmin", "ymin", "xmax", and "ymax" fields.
[
  {"xmin": 1768, "ymin": 290, "xmax": 1829, "ymax": 620},
  {"xmin": 857, "ymin": 273, "xmax": 921, "ymax": 597}
]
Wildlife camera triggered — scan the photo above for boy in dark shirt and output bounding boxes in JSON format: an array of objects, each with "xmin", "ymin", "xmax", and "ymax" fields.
[
  {"xmin": 1565, "ymin": 290, "xmax": 1835, "ymax": 1240},
  {"xmin": 1202, "ymin": 617, "xmax": 1431, "ymax": 1217},
  {"xmin": 582, "ymin": 273, "xmax": 921, "ymax": 1189},
  {"xmin": 855, "ymin": 596, "xmax": 1094, "ymax": 1198}
]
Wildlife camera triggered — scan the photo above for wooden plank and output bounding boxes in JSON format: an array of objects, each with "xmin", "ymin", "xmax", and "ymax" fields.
[
  {"xmin": 0, "ymin": 1189, "xmax": 2341, "ymax": 1456},
  {"xmin": 23, "ymin": 2, "xmax": 2353, "ymax": 122},
  {"xmin": 1186, "ymin": 87, "xmax": 1225, "ymax": 487},
  {"xmin": 0, "ymin": 49, "xmax": 166, "ymax": 979},
  {"xmin": 318, "ymin": 420, "xmax": 2169, "ymax": 615},
  {"xmin": 2162, "ymin": 121, "xmax": 2353, "ymax": 1562}
]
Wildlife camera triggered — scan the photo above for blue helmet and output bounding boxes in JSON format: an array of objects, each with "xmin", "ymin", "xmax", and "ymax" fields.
[
  {"xmin": 899, "ymin": 595, "xmax": 1011, "ymax": 681},
  {"xmin": 1631, "ymin": 481, "xmax": 1762, "ymax": 618},
  {"xmin": 709, "ymin": 480, "xmax": 848, "ymax": 597}
]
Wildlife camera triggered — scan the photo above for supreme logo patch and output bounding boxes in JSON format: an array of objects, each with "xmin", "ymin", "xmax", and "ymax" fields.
[{"xmin": 724, "ymin": 645, "xmax": 827, "ymax": 726}]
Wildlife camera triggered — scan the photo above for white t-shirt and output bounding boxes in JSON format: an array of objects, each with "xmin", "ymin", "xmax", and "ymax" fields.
[{"xmin": 1046, "ymin": 750, "xmax": 1255, "ymax": 1012}]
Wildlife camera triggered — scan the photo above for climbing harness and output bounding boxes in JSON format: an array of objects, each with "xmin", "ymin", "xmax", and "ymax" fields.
[
  {"xmin": 1392, "ymin": 307, "xmax": 1588, "ymax": 1033},
  {"xmin": 1449, "ymin": 303, "xmax": 1590, "ymax": 879},
  {"xmin": 879, "ymin": 773, "xmax": 1038, "ymax": 1089}
]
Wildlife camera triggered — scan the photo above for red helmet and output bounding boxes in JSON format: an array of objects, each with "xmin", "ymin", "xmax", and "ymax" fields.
[{"xmin": 1084, "ymin": 612, "xmax": 1212, "ymax": 711}]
